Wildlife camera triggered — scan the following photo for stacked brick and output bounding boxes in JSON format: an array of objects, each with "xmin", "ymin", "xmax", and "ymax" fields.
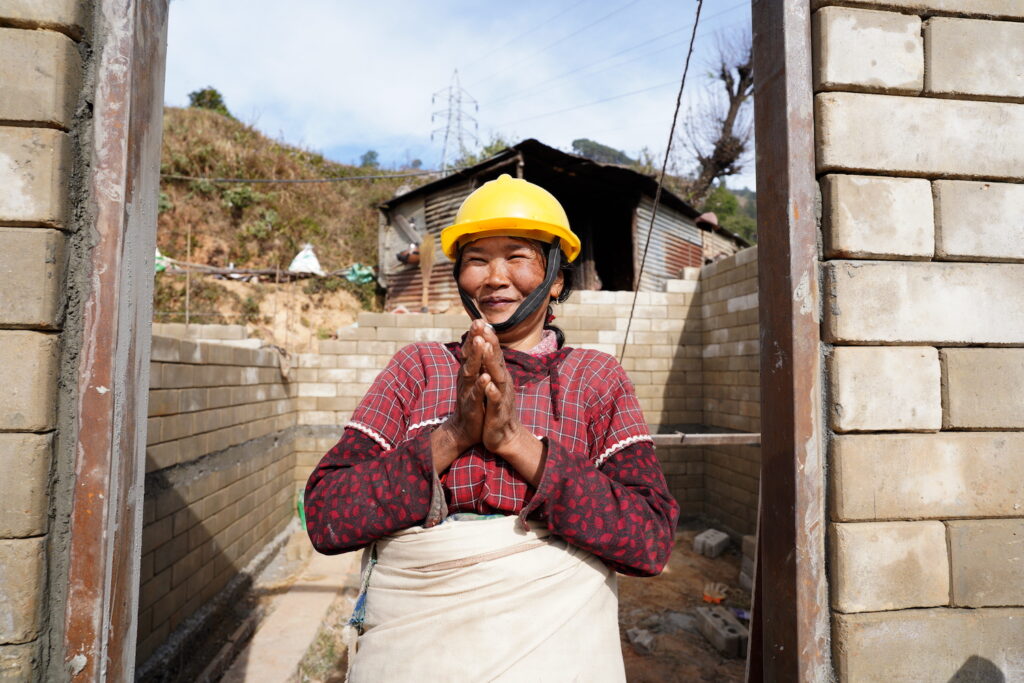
[
  {"xmin": 0, "ymin": 4, "xmax": 87, "ymax": 679},
  {"xmin": 138, "ymin": 337, "xmax": 298, "ymax": 663},
  {"xmin": 698, "ymin": 249, "xmax": 760, "ymax": 535},
  {"xmin": 813, "ymin": 2, "xmax": 1024, "ymax": 678}
]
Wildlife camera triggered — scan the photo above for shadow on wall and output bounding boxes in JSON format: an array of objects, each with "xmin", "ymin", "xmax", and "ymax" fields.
[{"xmin": 948, "ymin": 656, "xmax": 1006, "ymax": 683}]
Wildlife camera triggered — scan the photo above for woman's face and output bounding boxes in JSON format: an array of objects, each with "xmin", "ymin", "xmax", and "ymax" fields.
[{"xmin": 457, "ymin": 236, "xmax": 563, "ymax": 331}]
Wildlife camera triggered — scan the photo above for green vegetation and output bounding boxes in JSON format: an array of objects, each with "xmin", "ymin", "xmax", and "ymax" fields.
[
  {"xmin": 571, "ymin": 138, "xmax": 635, "ymax": 165},
  {"xmin": 702, "ymin": 184, "xmax": 757, "ymax": 244},
  {"xmin": 188, "ymin": 86, "xmax": 233, "ymax": 119}
]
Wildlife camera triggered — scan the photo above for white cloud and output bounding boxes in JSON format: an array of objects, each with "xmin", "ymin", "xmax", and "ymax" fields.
[{"xmin": 165, "ymin": 0, "xmax": 755, "ymax": 189}]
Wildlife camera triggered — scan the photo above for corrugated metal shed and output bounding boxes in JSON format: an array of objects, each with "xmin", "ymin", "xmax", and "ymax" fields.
[
  {"xmin": 634, "ymin": 195, "xmax": 704, "ymax": 292},
  {"xmin": 377, "ymin": 139, "xmax": 748, "ymax": 311}
]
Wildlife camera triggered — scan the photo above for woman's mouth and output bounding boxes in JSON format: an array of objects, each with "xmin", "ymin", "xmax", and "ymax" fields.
[{"xmin": 479, "ymin": 296, "xmax": 518, "ymax": 310}]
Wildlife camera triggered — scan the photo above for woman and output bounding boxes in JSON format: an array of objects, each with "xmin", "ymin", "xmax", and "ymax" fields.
[{"xmin": 305, "ymin": 174, "xmax": 679, "ymax": 682}]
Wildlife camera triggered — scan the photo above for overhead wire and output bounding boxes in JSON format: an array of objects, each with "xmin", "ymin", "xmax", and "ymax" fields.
[
  {"xmin": 465, "ymin": 0, "xmax": 643, "ymax": 89},
  {"xmin": 481, "ymin": 0, "xmax": 747, "ymax": 110},
  {"xmin": 619, "ymin": 0, "xmax": 704, "ymax": 364},
  {"xmin": 159, "ymin": 169, "xmax": 461, "ymax": 184},
  {"xmin": 459, "ymin": 0, "xmax": 590, "ymax": 73}
]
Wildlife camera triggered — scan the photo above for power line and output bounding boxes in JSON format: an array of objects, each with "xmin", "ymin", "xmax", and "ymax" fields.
[
  {"xmin": 493, "ymin": 79, "xmax": 680, "ymax": 129},
  {"xmin": 466, "ymin": 0, "xmax": 643, "ymax": 88},
  {"xmin": 620, "ymin": 0, "xmax": 704, "ymax": 364},
  {"xmin": 481, "ymin": 1, "xmax": 747, "ymax": 110},
  {"xmin": 460, "ymin": 0, "xmax": 590, "ymax": 74},
  {"xmin": 160, "ymin": 169, "xmax": 454, "ymax": 184},
  {"xmin": 431, "ymin": 70, "xmax": 480, "ymax": 171}
]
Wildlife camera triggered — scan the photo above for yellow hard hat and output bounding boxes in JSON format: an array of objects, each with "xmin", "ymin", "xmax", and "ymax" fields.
[{"xmin": 440, "ymin": 174, "xmax": 581, "ymax": 263}]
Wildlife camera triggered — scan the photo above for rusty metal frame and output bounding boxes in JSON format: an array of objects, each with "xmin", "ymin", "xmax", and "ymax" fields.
[
  {"xmin": 62, "ymin": 0, "xmax": 169, "ymax": 679},
  {"xmin": 750, "ymin": 0, "xmax": 830, "ymax": 680}
]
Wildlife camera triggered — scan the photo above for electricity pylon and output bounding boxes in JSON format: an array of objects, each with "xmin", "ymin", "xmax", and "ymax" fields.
[{"xmin": 431, "ymin": 69, "xmax": 479, "ymax": 172}]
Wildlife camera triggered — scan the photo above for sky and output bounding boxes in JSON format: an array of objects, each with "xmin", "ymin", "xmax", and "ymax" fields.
[{"xmin": 164, "ymin": 0, "xmax": 755, "ymax": 190}]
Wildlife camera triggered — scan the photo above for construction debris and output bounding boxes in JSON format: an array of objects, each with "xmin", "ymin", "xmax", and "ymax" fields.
[
  {"xmin": 693, "ymin": 528, "xmax": 731, "ymax": 558},
  {"xmin": 696, "ymin": 605, "xmax": 749, "ymax": 658}
]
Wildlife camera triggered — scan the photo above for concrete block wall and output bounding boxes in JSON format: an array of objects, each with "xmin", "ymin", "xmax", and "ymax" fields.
[
  {"xmin": 138, "ymin": 336, "xmax": 298, "ymax": 663},
  {"xmin": 292, "ymin": 286, "xmax": 705, "ymax": 490},
  {"xmin": 0, "ymin": 5, "xmax": 86, "ymax": 678},
  {"xmin": 814, "ymin": 3, "xmax": 1024, "ymax": 679},
  {"xmin": 698, "ymin": 248, "xmax": 761, "ymax": 536}
]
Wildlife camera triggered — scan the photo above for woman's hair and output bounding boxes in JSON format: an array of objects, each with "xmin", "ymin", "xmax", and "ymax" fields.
[{"xmin": 453, "ymin": 237, "xmax": 575, "ymax": 347}]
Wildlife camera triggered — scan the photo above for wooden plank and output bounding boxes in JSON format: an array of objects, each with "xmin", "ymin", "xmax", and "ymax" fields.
[{"xmin": 651, "ymin": 432, "xmax": 761, "ymax": 447}]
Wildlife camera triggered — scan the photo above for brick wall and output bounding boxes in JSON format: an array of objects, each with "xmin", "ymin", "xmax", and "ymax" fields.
[
  {"xmin": 0, "ymin": 4, "xmax": 87, "ymax": 678},
  {"xmin": 699, "ymin": 248, "xmax": 761, "ymax": 536},
  {"xmin": 137, "ymin": 336, "xmax": 299, "ymax": 664},
  {"xmin": 813, "ymin": 2, "xmax": 1024, "ymax": 678}
]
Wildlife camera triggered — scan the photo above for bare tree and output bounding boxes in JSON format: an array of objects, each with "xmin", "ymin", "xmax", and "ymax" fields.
[{"xmin": 678, "ymin": 31, "xmax": 754, "ymax": 206}]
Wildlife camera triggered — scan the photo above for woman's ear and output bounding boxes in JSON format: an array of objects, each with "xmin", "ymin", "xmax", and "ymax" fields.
[{"xmin": 549, "ymin": 271, "xmax": 564, "ymax": 301}]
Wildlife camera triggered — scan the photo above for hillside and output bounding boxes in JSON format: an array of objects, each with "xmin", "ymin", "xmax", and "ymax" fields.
[{"xmin": 155, "ymin": 106, "xmax": 425, "ymax": 348}]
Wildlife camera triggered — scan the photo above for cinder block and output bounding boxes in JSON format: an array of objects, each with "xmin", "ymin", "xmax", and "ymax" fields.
[
  {"xmin": 0, "ymin": 227, "xmax": 66, "ymax": 328},
  {"xmin": 943, "ymin": 349, "xmax": 1024, "ymax": 429},
  {"xmin": 948, "ymin": 519, "xmax": 1024, "ymax": 608},
  {"xmin": 693, "ymin": 528, "xmax": 731, "ymax": 558},
  {"xmin": 0, "ymin": 331, "xmax": 59, "ymax": 431},
  {"xmin": 696, "ymin": 605, "xmax": 748, "ymax": 658},
  {"xmin": 0, "ymin": 127, "xmax": 71, "ymax": 227},
  {"xmin": 816, "ymin": 92, "xmax": 1024, "ymax": 181},
  {"xmin": 825, "ymin": 261, "xmax": 1024, "ymax": 344},
  {"xmin": 935, "ymin": 180, "xmax": 1024, "ymax": 262},
  {"xmin": 829, "ymin": 346, "xmax": 941, "ymax": 432},
  {"xmin": 0, "ymin": 28, "xmax": 81, "ymax": 127},
  {"xmin": 0, "ymin": 433, "xmax": 52, "ymax": 537},
  {"xmin": 0, "ymin": 537, "xmax": 45, "ymax": 643},
  {"xmin": 832, "ymin": 433, "xmax": 1024, "ymax": 521},
  {"xmin": 821, "ymin": 175, "xmax": 933, "ymax": 259},
  {"xmin": 830, "ymin": 521, "xmax": 949, "ymax": 613},
  {"xmin": 813, "ymin": 7, "xmax": 922, "ymax": 94},
  {"xmin": 812, "ymin": 0, "xmax": 1024, "ymax": 20},
  {"xmin": 0, "ymin": 1, "xmax": 89, "ymax": 37},
  {"xmin": 0, "ymin": 641, "xmax": 37, "ymax": 680},
  {"xmin": 833, "ymin": 608, "xmax": 1024, "ymax": 681},
  {"xmin": 925, "ymin": 18, "xmax": 1024, "ymax": 99}
]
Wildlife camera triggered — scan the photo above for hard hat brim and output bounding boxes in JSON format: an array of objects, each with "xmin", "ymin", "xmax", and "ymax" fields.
[{"xmin": 440, "ymin": 217, "xmax": 581, "ymax": 263}]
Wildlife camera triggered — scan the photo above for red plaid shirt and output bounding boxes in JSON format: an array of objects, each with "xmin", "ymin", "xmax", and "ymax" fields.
[{"xmin": 305, "ymin": 340, "xmax": 679, "ymax": 575}]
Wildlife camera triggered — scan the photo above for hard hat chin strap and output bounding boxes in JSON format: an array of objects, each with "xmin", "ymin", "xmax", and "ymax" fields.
[{"xmin": 456, "ymin": 238, "xmax": 562, "ymax": 333}]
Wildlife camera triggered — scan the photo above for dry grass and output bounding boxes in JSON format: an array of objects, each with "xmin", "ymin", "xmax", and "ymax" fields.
[{"xmin": 158, "ymin": 106, "xmax": 420, "ymax": 273}]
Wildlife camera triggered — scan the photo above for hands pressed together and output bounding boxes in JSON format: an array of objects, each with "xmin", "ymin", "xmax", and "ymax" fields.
[{"xmin": 431, "ymin": 319, "xmax": 547, "ymax": 487}]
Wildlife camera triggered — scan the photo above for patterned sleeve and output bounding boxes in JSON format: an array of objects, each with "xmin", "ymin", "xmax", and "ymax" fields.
[
  {"xmin": 586, "ymin": 354, "xmax": 654, "ymax": 466},
  {"xmin": 303, "ymin": 345, "xmax": 441, "ymax": 554},
  {"xmin": 521, "ymin": 439, "xmax": 679, "ymax": 576}
]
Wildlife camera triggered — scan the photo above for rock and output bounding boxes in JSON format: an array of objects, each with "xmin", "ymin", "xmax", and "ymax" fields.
[{"xmin": 626, "ymin": 627, "xmax": 657, "ymax": 655}]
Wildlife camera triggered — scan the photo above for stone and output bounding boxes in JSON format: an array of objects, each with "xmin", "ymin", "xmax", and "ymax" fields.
[
  {"xmin": 948, "ymin": 519, "xmax": 1024, "ymax": 608},
  {"xmin": 824, "ymin": 261, "xmax": 1024, "ymax": 344},
  {"xmin": 813, "ymin": 7, "xmax": 922, "ymax": 94},
  {"xmin": 0, "ymin": 331, "xmax": 59, "ymax": 431},
  {"xmin": 741, "ymin": 534, "xmax": 755, "ymax": 559},
  {"xmin": 0, "ymin": 642, "xmax": 37, "ymax": 680},
  {"xmin": 821, "ymin": 175, "xmax": 933, "ymax": 259},
  {"xmin": 831, "ymin": 433, "xmax": 1024, "ymax": 521},
  {"xmin": 830, "ymin": 521, "xmax": 949, "ymax": 613},
  {"xmin": 828, "ymin": 346, "xmax": 941, "ymax": 432},
  {"xmin": 925, "ymin": 18, "xmax": 1024, "ymax": 100},
  {"xmin": 0, "ymin": 127, "xmax": 71, "ymax": 227},
  {"xmin": 816, "ymin": 92, "xmax": 1024, "ymax": 181},
  {"xmin": 833, "ymin": 608, "xmax": 1024, "ymax": 681},
  {"xmin": 696, "ymin": 605, "xmax": 748, "ymax": 658},
  {"xmin": 0, "ymin": 27, "xmax": 82, "ymax": 127},
  {"xmin": 934, "ymin": 180, "xmax": 1024, "ymax": 262},
  {"xmin": 626, "ymin": 627, "xmax": 656, "ymax": 655},
  {"xmin": 693, "ymin": 528, "xmax": 731, "ymax": 558},
  {"xmin": 0, "ymin": 537, "xmax": 45, "ymax": 643},
  {"xmin": 0, "ymin": 228, "xmax": 65, "ymax": 328},
  {"xmin": 813, "ymin": 0, "xmax": 1024, "ymax": 20},
  {"xmin": 0, "ymin": 433, "xmax": 52, "ymax": 538},
  {"xmin": 943, "ymin": 349, "xmax": 1024, "ymax": 429}
]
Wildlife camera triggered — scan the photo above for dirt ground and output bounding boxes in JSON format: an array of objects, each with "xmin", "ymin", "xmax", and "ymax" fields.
[
  {"xmin": 291, "ymin": 524, "xmax": 749, "ymax": 682},
  {"xmin": 619, "ymin": 525, "xmax": 749, "ymax": 682}
]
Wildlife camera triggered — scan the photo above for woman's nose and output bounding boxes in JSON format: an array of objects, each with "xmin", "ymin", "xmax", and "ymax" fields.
[{"xmin": 485, "ymin": 260, "xmax": 511, "ymax": 287}]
